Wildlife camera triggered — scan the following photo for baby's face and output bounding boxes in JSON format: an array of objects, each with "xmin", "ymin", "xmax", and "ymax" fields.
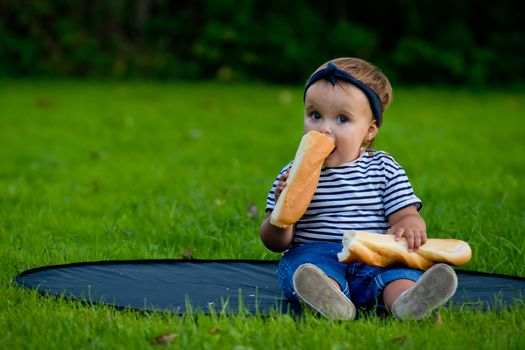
[{"xmin": 304, "ymin": 81, "xmax": 378, "ymax": 167}]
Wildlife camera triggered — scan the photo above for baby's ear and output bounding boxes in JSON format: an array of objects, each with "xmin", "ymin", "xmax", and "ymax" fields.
[{"xmin": 367, "ymin": 122, "xmax": 379, "ymax": 140}]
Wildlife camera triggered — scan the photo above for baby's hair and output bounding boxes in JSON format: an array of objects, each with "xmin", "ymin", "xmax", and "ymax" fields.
[{"xmin": 315, "ymin": 57, "xmax": 393, "ymax": 113}]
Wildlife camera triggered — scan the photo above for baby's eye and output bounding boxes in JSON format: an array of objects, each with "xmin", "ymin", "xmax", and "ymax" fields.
[
  {"xmin": 337, "ymin": 116, "xmax": 349, "ymax": 123},
  {"xmin": 310, "ymin": 112, "xmax": 321, "ymax": 121}
]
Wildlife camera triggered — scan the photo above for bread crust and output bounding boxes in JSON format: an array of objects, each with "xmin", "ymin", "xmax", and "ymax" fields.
[
  {"xmin": 337, "ymin": 230, "xmax": 472, "ymax": 270},
  {"xmin": 270, "ymin": 131, "xmax": 335, "ymax": 228}
]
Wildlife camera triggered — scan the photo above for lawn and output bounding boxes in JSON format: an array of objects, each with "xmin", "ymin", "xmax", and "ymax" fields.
[{"xmin": 1, "ymin": 80, "xmax": 524, "ymax": 349}]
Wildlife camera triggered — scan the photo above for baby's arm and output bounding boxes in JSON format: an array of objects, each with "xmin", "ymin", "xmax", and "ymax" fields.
[
  {"xmin": 260, "ymin": 212, "xmax": 295, "ymax": 252},
  {"xmin": 260, "ymin": 171, "xmax": 294, "ymax": 252},
  {"xmin": 387, "ymin": 205, "xmax": 427, "ymax": 252}
]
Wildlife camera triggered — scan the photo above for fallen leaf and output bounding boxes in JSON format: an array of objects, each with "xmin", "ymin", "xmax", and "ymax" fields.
[
  {"xmin": 91, "ymin": 180, "xmax": 100, "ymax": 194},
  {"xmin": 182, "ymin": 248, "xmax": 193, "ymax": 260},
  {"xmin": 189, "ymin": 129, "xmax": 202, "ymax": 139},
  {"xmin": 389, "ymin": 334, "xmax": 408, "ymax": 345},
  {"xmin": 120, "ymin": 227, "xmax": 135, "ymax": 237},
  {"xmin": 434, "ymin": 313, "xmax": 443, "ymax": 325},
  {"xmin": 209, "ymin": 325, "xmax": 221, "ymax": 334},
  {"xmin": 36, "ymin": 97, "xmax": 55, "ymax": 108},
  {"xmin": 247, "ymin": 204, "xmax": 258, "ymax": 219},
  {"xmin": 152, "ymin": 333, "xmax": 177, "ymax": 345},
  {"xmin": 90, "ymin": 151, "xmax": 100, "ymax": 160}
]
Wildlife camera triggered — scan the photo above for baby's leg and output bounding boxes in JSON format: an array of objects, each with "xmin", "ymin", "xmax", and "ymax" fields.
[
  {"xmin": 346, "ymin": 263, "xmax": 423, "ymax": 312},
  {"xmin": 390, "ymin": 263, "xmax": 458, "ymax": 320},
  {"xmin": 277, "ymin": 242, "xmax": 355, "ymax": 320},
  {"xmin": 383, "ymin": 279, "xmax": 415, "ymax": 310},
  {"xmin": 293, "ymin": 263, "xmax": 356, "ymax": 320}
]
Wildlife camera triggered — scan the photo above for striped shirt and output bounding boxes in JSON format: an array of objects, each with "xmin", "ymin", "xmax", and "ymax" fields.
[{"xmin": 265, "ymin": 150, "xmax": 422, "ymax": 244}]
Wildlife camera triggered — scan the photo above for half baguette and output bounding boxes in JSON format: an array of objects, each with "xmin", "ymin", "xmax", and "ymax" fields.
[
  {"xmin": 338, "ymin": 230, "xmax": 472, "ymax": 270},
  {"xmin": 270, "ymin": 131, "xmax": 335, "ymax": 228}
]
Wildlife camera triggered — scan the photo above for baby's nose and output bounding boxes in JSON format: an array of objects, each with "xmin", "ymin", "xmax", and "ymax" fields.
[{"xmin": 319, "ymin": 121, "xmax": 332, "ymax": 135}]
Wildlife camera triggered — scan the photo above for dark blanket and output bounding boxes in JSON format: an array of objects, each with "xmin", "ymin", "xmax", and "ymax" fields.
[{"xmin": 15, "ymin": 260, "xmax": 525, "ymax": 315}]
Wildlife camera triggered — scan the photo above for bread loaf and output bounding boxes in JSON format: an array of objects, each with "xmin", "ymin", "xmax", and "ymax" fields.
[
  {"xmin": 337, "ymin": 230, "xmax": 472, "ymax": 270},
  {"xmin": 270, "ymin": 131, "xmax": 335, "ymax": 228}
]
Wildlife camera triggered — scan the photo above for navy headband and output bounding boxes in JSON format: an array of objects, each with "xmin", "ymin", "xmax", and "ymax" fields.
[{"xmin": 303, "ymin": 62, "xmax": 383, "ymax": 127}]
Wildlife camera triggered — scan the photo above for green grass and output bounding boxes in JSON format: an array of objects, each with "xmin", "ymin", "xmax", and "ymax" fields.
[{"xmin": 1, "ymin": 80, "xmax": 524, "ymax": 349}]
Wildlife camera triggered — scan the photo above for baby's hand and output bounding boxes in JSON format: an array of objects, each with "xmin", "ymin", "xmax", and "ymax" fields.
[
  {"xmin": 387, "ymin": 210, "xmax": 427, "ymax": 252},
  {"xmin": 274, "ymin": 170, "xmax": 290, "ymax": 202}
]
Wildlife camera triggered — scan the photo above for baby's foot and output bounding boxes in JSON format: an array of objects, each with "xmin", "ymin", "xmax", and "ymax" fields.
[
  {"xmin": 392, "ymin": 263, "xmax": 458, "ymax": 320},
  {"xmin": 293, "ymin": 263, "xmax": 356, "ymax": 320}
]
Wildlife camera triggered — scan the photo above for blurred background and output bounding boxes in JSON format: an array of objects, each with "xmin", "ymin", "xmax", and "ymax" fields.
[{"xmin": 1, "ymin": 0, "xmax": 523, "ymax": 86}]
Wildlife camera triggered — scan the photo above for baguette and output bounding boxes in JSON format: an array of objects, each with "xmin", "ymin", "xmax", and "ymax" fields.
[
  {"xmin": 337, "ymin": 230, "xmax": 472, "ymax": 270},
  {"xmin": 270, "ymin": 131, "xmax": 335, "ymax": 228}
]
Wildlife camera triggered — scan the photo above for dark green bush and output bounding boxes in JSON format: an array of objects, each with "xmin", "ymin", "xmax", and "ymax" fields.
[{"xmin": 0, "ymin": 0, "xmax": 522, "ymax": 85}]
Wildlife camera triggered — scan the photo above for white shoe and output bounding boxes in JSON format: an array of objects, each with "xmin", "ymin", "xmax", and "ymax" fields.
[
  {"xmin": 392, "ymin": 263, "xmax": 458, "ymax": 320},
  {"xmin": 292, "ymin": 263, "xmax": 356, "ymax": 320}
]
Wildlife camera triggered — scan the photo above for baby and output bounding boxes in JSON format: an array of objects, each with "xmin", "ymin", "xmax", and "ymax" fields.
[{"xmin": 260, "ymin": 57, "xmax": 457, "ymax": 320}]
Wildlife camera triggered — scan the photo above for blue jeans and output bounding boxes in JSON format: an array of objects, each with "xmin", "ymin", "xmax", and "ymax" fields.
[{"xmin": 277, "ymin": 242, "xmax": 423, "ymax": 312}]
